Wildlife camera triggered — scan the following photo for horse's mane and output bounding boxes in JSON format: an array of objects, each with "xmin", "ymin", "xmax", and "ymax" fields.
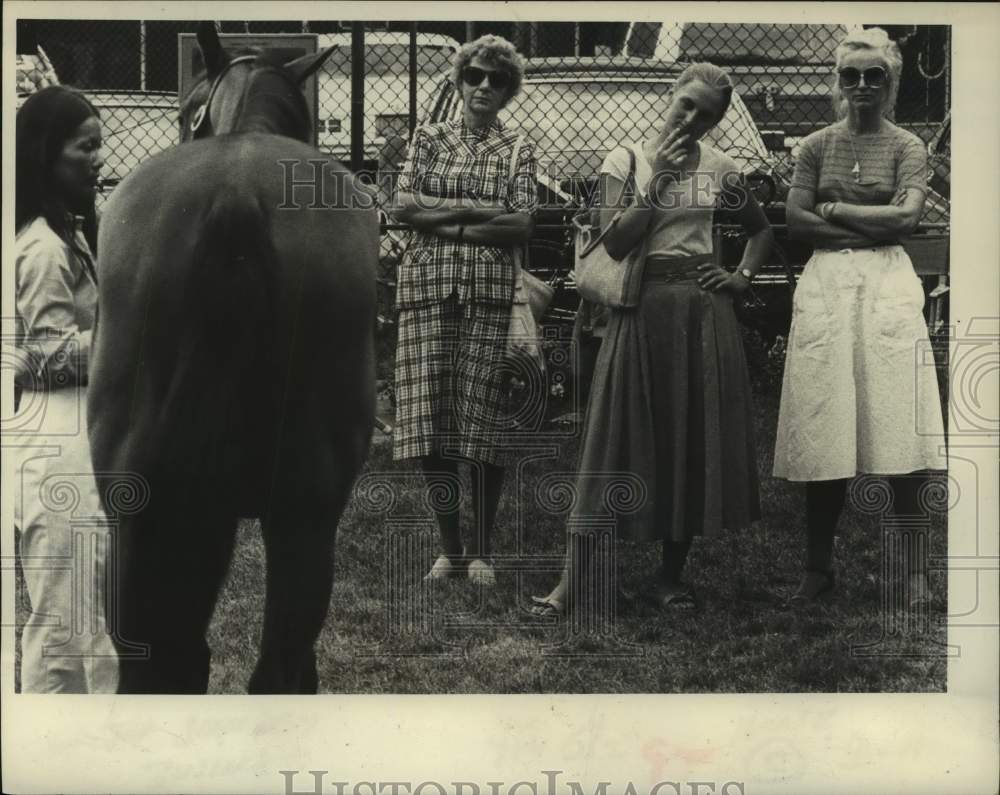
[
  {"xmin": 239, "ymin": 60, "xmax": 312, "ymax": 141},
  {"xmin": 180, "ymin": 46, "xmax": 260, "ymax": 108},
  {"xmin": 178, "ymin": 47, "xmax": 311, "ymax": 142}
]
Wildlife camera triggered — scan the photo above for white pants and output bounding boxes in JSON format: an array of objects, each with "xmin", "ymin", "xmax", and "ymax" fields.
[{"xmin": 13, "ymin": 388, "xmax": 118, "ymax": 693}]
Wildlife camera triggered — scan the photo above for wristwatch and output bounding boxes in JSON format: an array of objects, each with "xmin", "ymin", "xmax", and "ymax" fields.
[{"xmin": 737, "ymin": 268, "xmax": 754, "ymax": 282}]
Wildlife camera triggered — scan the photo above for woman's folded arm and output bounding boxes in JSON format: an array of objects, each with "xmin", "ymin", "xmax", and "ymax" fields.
[
  {"xmin": 390, "ymin": 190, "xmax": 508, "ymax": 231},
  {"xmin": 435, "ymin": 212, "xmax": 535, "ymax": 247}
]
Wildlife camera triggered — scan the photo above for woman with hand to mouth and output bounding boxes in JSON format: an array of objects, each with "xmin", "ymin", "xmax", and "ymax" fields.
[
  {"xmin": 774, "ymin": 27, "xmax": 946, "ymax": 607},
  {"xmin": 391, "ymin": 36, "xmax": 537, "ymax": 586},
  {"xmin": 531, "ymin": 62, "xmax": 773, "ymax": 616}
]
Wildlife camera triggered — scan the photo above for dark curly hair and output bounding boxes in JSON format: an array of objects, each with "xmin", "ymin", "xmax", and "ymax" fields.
[{"xmin": 16, "ymin": 85, "xmax": 100, "ymax": 259}]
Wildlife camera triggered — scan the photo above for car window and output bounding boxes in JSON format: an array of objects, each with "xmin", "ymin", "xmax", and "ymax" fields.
[
  {"xmin": 322, "ymin": 44, "xmax": 454, "ymax": 77},
  {"xmin": 502, "ymin": 79, "xmax": 769, "ymax": 178}
]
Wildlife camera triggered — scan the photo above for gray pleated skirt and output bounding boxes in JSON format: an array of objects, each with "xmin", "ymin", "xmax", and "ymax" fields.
[{"xmin": 569, "ymin": 256, "xmax": 761, "ymax": 541}]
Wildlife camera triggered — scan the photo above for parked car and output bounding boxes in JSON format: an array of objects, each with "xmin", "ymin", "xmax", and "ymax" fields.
[
  {"xmin": 87, "ymin": 91, "xmax": 179, "ymax": 199},
  {"xmin": 426, "ymin": 56, "xmax": 773, "ymax": 187},
  {"xmin": 315, "ymin": 31, "xmax": 459, "ymax": 163}
]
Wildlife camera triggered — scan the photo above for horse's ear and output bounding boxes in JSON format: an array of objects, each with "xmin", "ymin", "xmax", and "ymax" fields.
[
  {"xmin": 284, "ymin": 47, "xmax": 335, "ymax": 85},
  {"xmin": 197, "ymin": 22, "xmax": 228, "ymax": 78}
]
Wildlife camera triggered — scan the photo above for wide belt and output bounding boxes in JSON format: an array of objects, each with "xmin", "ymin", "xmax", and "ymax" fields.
[
  {"xmin": 815, "ymin": 241, "xmax": 901, "ymax": 253},
  {"xmin": 642, "ymin": 253, "xmax": 714, "ymax": 283}
]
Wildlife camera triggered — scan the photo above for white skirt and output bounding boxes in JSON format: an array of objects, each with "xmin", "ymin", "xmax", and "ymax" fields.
[{"xmin": 773, "ymin": 245, "xmax": 947, "ymax": 481}]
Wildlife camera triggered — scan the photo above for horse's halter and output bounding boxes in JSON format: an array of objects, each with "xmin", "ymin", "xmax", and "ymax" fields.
[{"xmin": 189, "ymin": 54, "xmax": 257, "ymax": 137}]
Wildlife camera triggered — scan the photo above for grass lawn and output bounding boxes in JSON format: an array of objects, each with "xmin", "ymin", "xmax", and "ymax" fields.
[
  {"xmin": 200, "ymin": 388, "xmax": 948, "ymax": 694},
  {"xmin": 14, "ymin": 365, "xmax": 949, "ymax": 695}
]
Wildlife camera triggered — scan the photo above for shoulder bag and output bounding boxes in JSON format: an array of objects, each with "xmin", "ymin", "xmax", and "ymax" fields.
[
  {"xmin": 572, "ymin": 145, "xmax": 648, "ymax": 308},
  {"xmin": 507, "ymin": 134, "xmax": 553, "ymax": 360}
]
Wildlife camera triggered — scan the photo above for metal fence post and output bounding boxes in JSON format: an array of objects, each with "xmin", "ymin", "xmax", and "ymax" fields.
[
  {"xmin": 351, "ymin": 21, "xmax": 365, "ymax": 172},
  {"xmin": 139, "ymin": 20, "xmax": 146, "ymax": 91},
  {"xmin": 409, "ymin": 22, "xmax": 418, "ymax": 136}
]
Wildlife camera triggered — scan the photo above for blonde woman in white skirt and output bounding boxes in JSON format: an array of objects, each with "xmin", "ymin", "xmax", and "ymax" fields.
[{"xmin": 774, "ymin": 28, "xmax": 946, "ymax": 607}]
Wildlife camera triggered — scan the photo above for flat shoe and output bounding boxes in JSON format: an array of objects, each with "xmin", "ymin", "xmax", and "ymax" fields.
[
  {"xmin": 528, "ymin": 595, "xmax": 566, "ymax": 618},
  {"xmin": 787, "ymin": 570, "xmax": 835, "ymax": 607},
  {"xmin": 422, "ymin": 553, "xmax": 466, "ymax": 582},
  {"xmin": 647, "ymin": 584, "xmax": 698, "ymax": 611},
  {"xmin": 467, "ymin": 558, "xmax": 496, "ymax": 587}
]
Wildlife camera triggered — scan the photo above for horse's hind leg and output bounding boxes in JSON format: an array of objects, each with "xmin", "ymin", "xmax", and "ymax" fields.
[
  {"xmin": 248, "ymin": 493, "xmax": 348, "ymax": 695},
  {"xmin": 114, "ymin": 502, "xmax": 238, "ymax": 693}
]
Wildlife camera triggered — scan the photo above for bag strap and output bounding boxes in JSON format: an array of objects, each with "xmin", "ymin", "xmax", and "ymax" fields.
[
  {"xmin": 508, "ymin": 133, "xmax": 524, "ymax": 187},
  {"xmin": 508, "ymin": 134, "xmax": 526, "ymax": 280},
  {"xmin": 624, "ymin": 144, "xmax": 637, "ymax": 206},
  {"xmin": 592, "ymin": 145, "xmax": 637, "ymax": 222},
  {"xmin": 615, "ymin": 144, "xmax": 639, "ymax": 216},
  {"xmin": 578, "ymin": 144, "xmax": 640, "ymax": 258}
]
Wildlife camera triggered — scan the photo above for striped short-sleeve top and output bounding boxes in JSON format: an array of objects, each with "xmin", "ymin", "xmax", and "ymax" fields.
[{"xmin": 791, "ymin": 119, "xmax": 929, "ymax": 207}]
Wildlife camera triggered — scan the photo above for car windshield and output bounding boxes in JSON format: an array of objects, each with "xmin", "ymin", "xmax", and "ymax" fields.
[
  {"xmin": 503, "ymin": 78, "xmax": 769, "ymax": 178},
  {"xmin": 322, "ymin": 44, "xmax": 454, "ymax": 77}
]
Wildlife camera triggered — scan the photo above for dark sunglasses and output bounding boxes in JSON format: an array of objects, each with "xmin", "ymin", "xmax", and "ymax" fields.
[
  {"xmin": 460, "ymin": 66, "xmax": 511, "ymax": 91},
  {"xmin": 838, "ymin": 66, "xmax": 888, "ymax": 89}
]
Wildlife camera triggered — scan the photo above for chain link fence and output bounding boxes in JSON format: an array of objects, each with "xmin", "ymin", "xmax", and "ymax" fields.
[
  {"xmin": 15, "ymin": 20, "xmax": 951, "ymax": 191},
  {"xmin": 16, "ymin": 18, "xmax": 951, "ymax": 349}
]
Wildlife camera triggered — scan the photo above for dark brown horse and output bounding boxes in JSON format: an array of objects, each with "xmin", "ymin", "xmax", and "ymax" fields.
[{"xmin": 88, "ymin": 23, "xmax": 377, "ymax": 693}]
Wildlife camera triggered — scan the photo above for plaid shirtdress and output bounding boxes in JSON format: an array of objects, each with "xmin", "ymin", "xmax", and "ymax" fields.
[{"xmin": 393, "ymin": 118, "xmax": 537, "ymax": 464}]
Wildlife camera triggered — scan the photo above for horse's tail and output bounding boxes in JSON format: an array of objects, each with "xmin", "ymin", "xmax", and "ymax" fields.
[{"xmin": 161, "ymin": 189, "xmax": 277, "ymax": 484}]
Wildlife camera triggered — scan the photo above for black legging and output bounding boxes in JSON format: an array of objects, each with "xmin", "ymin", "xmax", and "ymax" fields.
[
  {"xmin": 421, "ymin": 454, "xmax": 505, "ymax": 560},
  {"xmin": 662, "ymin": 538, "xmax": 693, "ymax": 584},
  {"xmin": 806, "ymin": 474, "xmax": 926, "ymax": 574}
]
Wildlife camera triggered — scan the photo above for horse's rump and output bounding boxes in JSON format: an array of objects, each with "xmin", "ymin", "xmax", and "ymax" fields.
[
  {"xmin": 90, "ymin": 136, "xmax": 377, "ymax": 514},
  {"xmin": 168, "ymin": 179, "xmax": 278, "ymax": 492}
]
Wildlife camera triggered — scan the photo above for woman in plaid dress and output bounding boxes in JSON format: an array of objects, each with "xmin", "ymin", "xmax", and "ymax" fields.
[{"xmin": 391, "ymin": 35, "xmax": 537, "ymax": 585}]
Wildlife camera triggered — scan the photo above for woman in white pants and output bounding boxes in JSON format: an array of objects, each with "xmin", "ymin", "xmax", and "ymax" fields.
[{"xmin": 13, "ymin": 85, "xmax": 118, "ymax": 692}]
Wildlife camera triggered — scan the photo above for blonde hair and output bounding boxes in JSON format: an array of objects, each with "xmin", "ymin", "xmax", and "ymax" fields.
[
  {"xmin": 451, "ymin": 34, "xmax": 525, "ymax": 106},
  {"xmin": 832, "ymin": 27, "xmax": 903, "ymax": 120},
  {"xmin": 673, "ymin": 62, "xmax": 735, "ymax": 123}
]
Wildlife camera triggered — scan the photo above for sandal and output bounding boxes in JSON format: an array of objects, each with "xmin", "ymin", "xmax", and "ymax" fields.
[
  {"xmin": 528, "ymin": 594, "xmax": 566, "ymax": 618},
  {"xmin": 467, "ymin": 558, "xmax": 496, "ymax": 587},
  {"xmin": 422, "ymin": 552, "xmax": 467, "ymax": 582},
  {"xmin": 787, "ymin": 569, "xmax": 835, "ymax": 606},
  {"xmin": 648, "ymin": 583, "xmax": 698, "ymax": 611}
]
